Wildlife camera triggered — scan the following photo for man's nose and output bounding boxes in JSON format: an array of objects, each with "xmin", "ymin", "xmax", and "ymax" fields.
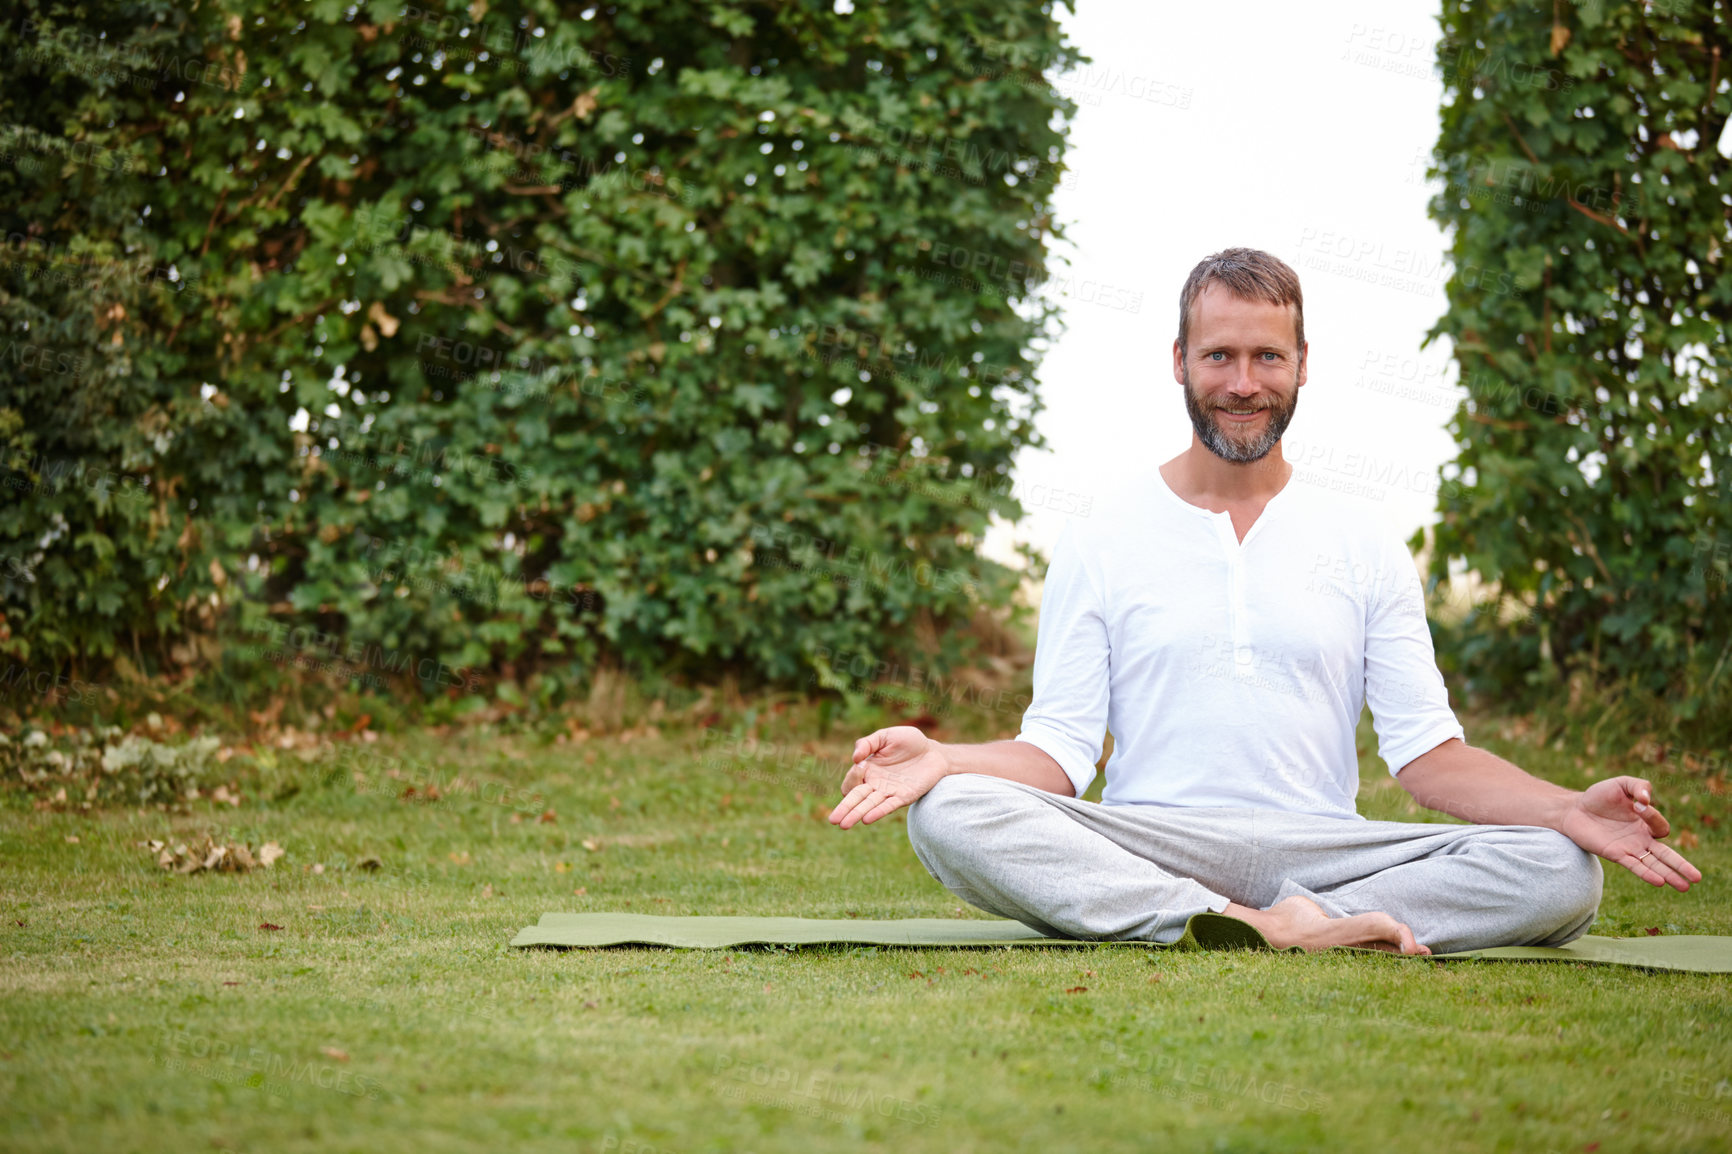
[{"xmin": 1225, "ymin": 366, "xmax": 1259, "ymax": 396}]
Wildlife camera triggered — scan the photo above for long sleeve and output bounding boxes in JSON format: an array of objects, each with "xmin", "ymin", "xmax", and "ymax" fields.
[
  {"xmin": 1364, "ymin": 528, "xmax": 1465, "ymax": 776},
  {"xmin": 1014, "ymin": 518, "xmax": 1112, "ymax": 796}
]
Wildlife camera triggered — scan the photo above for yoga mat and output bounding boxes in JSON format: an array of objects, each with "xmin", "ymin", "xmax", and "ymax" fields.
[{"xmin": 511, "ymin": 912, "xmax": 1732, "ymax": 973}]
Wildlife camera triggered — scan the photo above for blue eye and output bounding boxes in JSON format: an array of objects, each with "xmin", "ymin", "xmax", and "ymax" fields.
[{"xmin": 1209, "ymin": 352, "xmax": 1225, "ymax": 361}]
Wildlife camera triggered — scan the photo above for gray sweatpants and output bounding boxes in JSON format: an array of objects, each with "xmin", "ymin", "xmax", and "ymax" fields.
[{"xmin": 906, "ymin": 774, "xmax": 1604, "ymax": 954}]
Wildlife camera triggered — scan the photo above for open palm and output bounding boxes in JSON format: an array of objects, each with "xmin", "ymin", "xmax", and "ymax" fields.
[
  {"xmin": 1558, "ymin": 776, "xmax": 1702, "ymax": 891},
  {"xmin": 827, "ymin": 725, "xmax": 949, "ymax": 830}
]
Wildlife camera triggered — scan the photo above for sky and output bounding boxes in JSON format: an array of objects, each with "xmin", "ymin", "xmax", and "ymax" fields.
[{"xmin": 981, "ymin": 0, "xmax": 1467, "ymax": 577}]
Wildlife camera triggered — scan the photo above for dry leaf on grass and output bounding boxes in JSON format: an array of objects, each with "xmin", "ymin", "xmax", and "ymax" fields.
[
  {"xmin": 145, "ymin": 835, "xmax": 287, "ymax": 875},
  {"xmin": 321, "ymin": 1046, "xmax": 351, "ymax": 1062}
]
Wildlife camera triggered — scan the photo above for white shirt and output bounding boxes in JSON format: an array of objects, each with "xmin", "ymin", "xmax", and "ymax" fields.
[{"xmin": 1014, "ymin": 463, "xmax": 1464, "ymax": 820}]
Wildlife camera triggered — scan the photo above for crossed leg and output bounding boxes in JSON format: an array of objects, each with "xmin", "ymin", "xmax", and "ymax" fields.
[{"xmin": 905, "ymin": 774, "xmax": 1602, "ymax": 954}]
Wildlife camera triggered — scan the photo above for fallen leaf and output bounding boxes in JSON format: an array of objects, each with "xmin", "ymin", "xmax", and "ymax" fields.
[
  {"xmin": 1645, "ymin": 927, "xmax": 1662, "ymax": 936},
  {"xmin": 1065, "ymin": 986, "xmax": 1088, "ymax": 994},
  {"xmin": 65, "ymin": 835, "xmax": 79, "ymax": 844},
  {"xmin": 260, "ymin": 923, "xmax": 283, "ymax": 932},
  {"xmin": 572, "ymin": 887, "xmax": 587, "ymax": 896},
  {"xmin": 358, "ymin": 856, "xmax": 383, "ymax": 872},
  {"xmin": 321, "ymin": 1047, "xmax": 350, "ymax": 1063},
  {"xmin": 583, "ymin": 1000, "xmax": 598, "ymax": 1010},
  {"xmin": 581, "ymin": 839, "xmax": 600, "ymax": 852},
  {"xmin": 481, "ymin": 884, "xmax": 495, "ymax": 898},
  {"xmin": 449, "ymin": 851, "xmax": 472, "ymax": 866},
  {"xmin": 222, "ymin": 981, "xmax": 240, "ymax": 987},
  {"xmin": 555, "ymin": 862, "xmax": 570, "ymax": 873},
  {"xmin": 259, "ymin": 843, "xmax": 285, "ymax": 868},
  {"xmin": 572, "ymin": 87, "xmax": 599, "ymax": 119},
  {"xmin": 1676, "ymin": 829, "xmax": 1700, "ymax": 850},
  {"xmin": 538, "ymin": 809, "xmax": 557, "ymax": 824}
]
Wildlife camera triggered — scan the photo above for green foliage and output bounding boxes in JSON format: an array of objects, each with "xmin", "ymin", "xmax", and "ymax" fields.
[
  {"xmin": 1419, "ymin": 0, "xmax": 1731, "ymax": 726},
  {"xmin": 0, "ymin": 0, "xmax": 1078, "ymax": 702}
]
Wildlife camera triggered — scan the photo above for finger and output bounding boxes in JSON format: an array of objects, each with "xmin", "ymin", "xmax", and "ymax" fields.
[
  {"xmin": 1643, "ymin": 843, "xmax": 1702, "ymax": 890},
  {"xmin": 1618, "ymin": 777, "xmax": 1671, "ymax": 836},
  {"xmin": 828, "ymin": 782, "xmax": 875, "ymax": 826},
  {"xmin": 833, "ymin": 785, "xmax": 890, "ymax": 830},
  {"xmin": 859, "ymin": 791, "xmax": 909, "ymax": 826},
  {"xmin": 1656, "ymin": 843, "xmax": 1704, "ymax": 885},
  {"xmin": 838, "ymin": 783, "xmax": 893, "ymax": 828},
  {"xmin": 853, "ymin": 729, "xmax": 888, "ymax": 765},
  {"xmin": 1621, "ymin": 849, "xmax": 1679, "ymax": 889}
]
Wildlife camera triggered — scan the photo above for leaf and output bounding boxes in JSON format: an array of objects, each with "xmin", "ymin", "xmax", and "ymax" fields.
[
  {"xmin": 258, "ymin": 842, "xmax": 286, "ymax": 868},
  {"xmin": 260, "ymin": 923, "xmax": 283, "ymax": 932},
  {"xmin": 321, "ymin": 1047, "xmax": 350, "ymax": 1062}
]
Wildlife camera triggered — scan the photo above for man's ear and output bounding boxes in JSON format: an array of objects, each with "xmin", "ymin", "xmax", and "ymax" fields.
[
  {"xmin": 1297, "ymin": 341, "xmax": 1309, "ymax": 388},
  {"xmin": 1172, "ymin": 339, "xmax": 1185, "ymax": 386}
]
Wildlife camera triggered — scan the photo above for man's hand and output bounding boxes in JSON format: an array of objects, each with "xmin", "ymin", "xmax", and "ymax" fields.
[
  {"xmin": 828, "ymin": 726, "xmax": 950, "ymax": 830},
  {"xmin": 1557, "ymin": 776, "xmax": 1703, "ymax": 891}
]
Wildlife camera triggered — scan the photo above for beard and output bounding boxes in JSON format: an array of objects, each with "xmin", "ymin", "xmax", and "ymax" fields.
[{"xmin": 1182, "ymin": 364, "xmax": 1299, "ymax": 463}]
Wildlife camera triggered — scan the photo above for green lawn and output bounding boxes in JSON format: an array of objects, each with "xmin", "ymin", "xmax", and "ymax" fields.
[{"xmin": 2, "ymin": 704, "xmax": 1728, "ymax": 1153}]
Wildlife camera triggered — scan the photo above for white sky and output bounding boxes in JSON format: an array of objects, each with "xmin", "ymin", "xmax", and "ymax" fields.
[{"xmin": 983, "ymin": 0, "xmax": 1464, "ymax": 576}]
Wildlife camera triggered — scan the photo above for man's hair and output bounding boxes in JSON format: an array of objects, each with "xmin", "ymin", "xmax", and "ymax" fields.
[{"xmin": 1177, "ymin": 247, "xmax": 1305, "ymax": 359}]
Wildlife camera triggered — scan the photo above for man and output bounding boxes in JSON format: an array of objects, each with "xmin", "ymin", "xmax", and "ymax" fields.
[{"xmin": 828, "ymin": 247, "xmax": 1701, "ymax": 956}]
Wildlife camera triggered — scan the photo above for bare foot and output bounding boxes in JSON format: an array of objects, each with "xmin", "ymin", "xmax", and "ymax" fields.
[{"xmin": 1223, "ymin": 895, "xmax": 1431, "ymax": 956}]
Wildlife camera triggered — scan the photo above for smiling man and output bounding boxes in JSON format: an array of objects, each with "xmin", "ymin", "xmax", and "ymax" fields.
[{"xmin": 828, "ymin": 247, "xmax": 1702, "ymax": 955}]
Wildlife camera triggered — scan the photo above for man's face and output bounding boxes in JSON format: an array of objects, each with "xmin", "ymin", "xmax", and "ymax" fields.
[{"xmin": 1172, "ymin": 285, "xmax": 1307, "ymax": 464}]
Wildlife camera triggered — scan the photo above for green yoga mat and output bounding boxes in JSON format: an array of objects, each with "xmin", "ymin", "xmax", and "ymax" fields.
[{"xmin": 510, "ymin": 912, "xmax": 1732, "ymax": 973}]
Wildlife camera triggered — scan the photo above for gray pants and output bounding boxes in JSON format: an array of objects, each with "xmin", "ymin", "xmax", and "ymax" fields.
[{"xmin": 906, "ymin": 775, "xmax": 1603, "ymax": 953}]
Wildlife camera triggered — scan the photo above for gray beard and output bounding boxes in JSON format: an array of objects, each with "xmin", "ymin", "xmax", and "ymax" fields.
[{"xmin": 1182, "ymin": 365, "xmax": 1298, "ymax": 463}]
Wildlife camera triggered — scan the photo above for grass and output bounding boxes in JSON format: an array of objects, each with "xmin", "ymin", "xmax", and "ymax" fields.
[{"xmin": 2, "ymin": 697, "xmax": 1729, "ymax": 1154}]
